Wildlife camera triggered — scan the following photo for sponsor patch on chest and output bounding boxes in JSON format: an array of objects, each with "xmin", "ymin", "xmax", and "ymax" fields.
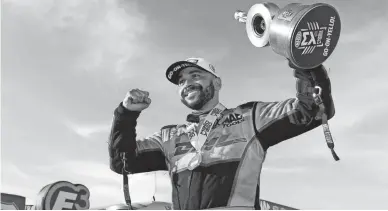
[{"xmin": 222, "ymin": 113, "xmax": 245, "ymax": 128}]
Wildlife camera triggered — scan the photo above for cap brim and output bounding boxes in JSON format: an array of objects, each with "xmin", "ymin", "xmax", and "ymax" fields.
[{"xmin": 166, "ymin": 61, "xmax": 207, "ymax": 85}]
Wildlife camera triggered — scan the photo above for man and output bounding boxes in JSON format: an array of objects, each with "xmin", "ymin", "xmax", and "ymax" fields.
[{"xmin": 108, "ymin": 57, "xmax": 335, "ymax": 210}]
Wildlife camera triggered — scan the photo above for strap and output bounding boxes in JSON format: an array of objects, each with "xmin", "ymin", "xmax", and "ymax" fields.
[
  {"xmin": 188, "ymin": 103, "xmax": 226, "ymax": 152},
  {"xmin": 313, "ymin": 86, "xmax": 340, "ymax": 161},
  {"xmin": 152, "ymin": 172, "xmax": 156, "ymax": 202},
  {"xmin": 121, "ymin": 153, "xmax": 133, "ymax": 210}
]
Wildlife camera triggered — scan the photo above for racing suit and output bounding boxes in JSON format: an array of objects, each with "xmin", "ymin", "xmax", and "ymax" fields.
[{"xmin": 108, "ymin": 64, "xmax": 335, "ymax": 210}]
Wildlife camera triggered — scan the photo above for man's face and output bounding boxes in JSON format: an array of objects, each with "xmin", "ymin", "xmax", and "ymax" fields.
[{"xmin": 177, "ymin": 67, "xmax": 216, "ymax": 110}]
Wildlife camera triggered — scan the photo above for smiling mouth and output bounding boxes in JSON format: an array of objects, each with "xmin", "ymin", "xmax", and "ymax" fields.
[{"xmin": 183, "ymin": 85, "xmax": 201, "ymax": 97}]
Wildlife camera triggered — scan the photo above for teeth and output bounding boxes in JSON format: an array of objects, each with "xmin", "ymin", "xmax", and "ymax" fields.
[
  {"xmin": 183, "ymin": 85, "xmax": 202, "ymax": 98},
  {"xmin": 184, "ymin": 87, "xmax": 197, "ymax": 95},
  {"xmin": 186, "ymin": 90, "xmax": 199, "ymax": 97}
]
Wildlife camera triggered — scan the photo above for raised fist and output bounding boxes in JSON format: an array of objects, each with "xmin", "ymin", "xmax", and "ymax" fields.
[{"xmin": 122, "ymin": 89, "xmax": 151, "ymax": 112}]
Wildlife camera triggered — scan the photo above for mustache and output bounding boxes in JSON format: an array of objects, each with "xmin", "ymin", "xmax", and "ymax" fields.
[{"xmin": 182, "ymin": 84, "xmax": 203, "ymax": 97}]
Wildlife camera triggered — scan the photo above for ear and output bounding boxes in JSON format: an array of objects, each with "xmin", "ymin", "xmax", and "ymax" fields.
[{"xmin": 213, "ymin": 77, "xmax": 222, "ymax": 91}]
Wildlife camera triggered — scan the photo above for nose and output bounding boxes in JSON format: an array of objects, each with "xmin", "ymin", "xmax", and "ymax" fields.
[{"xmin": 184, "ymin": 79, "xmax": 196, "ymax": 87}]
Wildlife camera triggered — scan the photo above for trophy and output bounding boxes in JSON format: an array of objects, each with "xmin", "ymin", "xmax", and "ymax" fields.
[{"xmin": 234, "ymin": 2, "xmax": 341, "ymax": 69}]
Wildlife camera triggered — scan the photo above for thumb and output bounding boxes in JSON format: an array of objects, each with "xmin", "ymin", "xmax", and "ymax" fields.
[{"xmin": 144, "ymin": 97, "xmax": 151, "ymax": 104}]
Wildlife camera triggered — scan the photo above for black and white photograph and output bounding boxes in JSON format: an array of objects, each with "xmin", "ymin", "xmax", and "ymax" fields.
[{"xmin": 1, "ymin": 0, "xmax": 387, "ymax": 210}]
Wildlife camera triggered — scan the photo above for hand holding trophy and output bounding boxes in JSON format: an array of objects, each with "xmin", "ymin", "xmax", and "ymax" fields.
[{"xmin": 234, "ymin": 2, "xmax": 341, "ymax": 69}]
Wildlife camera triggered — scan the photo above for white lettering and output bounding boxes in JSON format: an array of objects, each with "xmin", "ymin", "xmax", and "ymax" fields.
[
  {"xmin": 301, "ymin": 31, "xmax": 317, "ymax": 46},
  {"xmin": 52, "ymin": 191, "xmax": 77, "ymax": 210},
  {"xmin": 323, "ymin": 48, "xmax": 329, "ymax": 56},
  {"xmin": 294, "ymin": 31, "xmax": 302, "ymax": 48},
  {"xmin": 317, "ymin": 30, "xmax": 324, "ymax": 44},
  {"xmin": 330, "ymin": 16, "xmax": 336, "ymax": 24},
  {"xmin": 327, "ymin": 27, "xmax": 333, "ymax": 36},
  {"xmin": 301, "ymin": 31, "xmax": 309, "ymax": 46},
  {"xmin": 323, "ymin": 16, "xmax": 336, "ymax": 57},
  {"xmin": 325, "ymin": 37, "xmax": 331, "ymax": 47},
  {"xmin": 307, "ymin": 31, "xmax": 317, "ymax": 45}
]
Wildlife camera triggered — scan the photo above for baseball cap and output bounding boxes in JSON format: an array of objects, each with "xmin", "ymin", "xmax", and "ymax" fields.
[{"xmin": 166, "ymin": 57, "xmax": 219, "ymax": 85}]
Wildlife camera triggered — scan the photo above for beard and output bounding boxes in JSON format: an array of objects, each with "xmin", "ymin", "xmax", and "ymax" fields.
[{"xmin": 181, "ymin": 83, "xmax": 215, "ymax": 110}]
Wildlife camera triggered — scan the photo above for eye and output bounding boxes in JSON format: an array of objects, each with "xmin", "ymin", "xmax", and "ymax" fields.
[
  {"xmin": 192, "ymin": 74, "xmax": 200, "ymax": 78},
  {"xmin": 178, "ymin": 79, "xmax": 185, "ymax": 86}
]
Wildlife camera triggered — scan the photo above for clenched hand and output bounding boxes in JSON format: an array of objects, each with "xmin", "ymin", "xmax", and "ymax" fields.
[{"xmin": 122, "ymin": 89, "xmax": 151, "ymax": 112}]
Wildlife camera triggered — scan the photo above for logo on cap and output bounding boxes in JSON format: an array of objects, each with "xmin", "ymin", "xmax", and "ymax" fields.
[
  {"xmin": 209, "ymin": 64, "xmax": 215, "ymax": 72},
  {"xmin": 186, "ymin": 59, "xmax": 199, "ymax": 64},
  {"xmin": 168, "ymin": 71, "xmax": 174, "ymax": 79}
]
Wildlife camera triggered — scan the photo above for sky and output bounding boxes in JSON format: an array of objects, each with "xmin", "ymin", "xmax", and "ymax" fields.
[{"xmin": 1, "ymin": 0, "xmax": 388, "ymax": 209}]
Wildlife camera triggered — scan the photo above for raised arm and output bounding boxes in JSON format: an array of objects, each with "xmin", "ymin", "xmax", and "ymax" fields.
[
  {"xmin": 108, "ymin": 89, "xmax": 168, "ymax": 175},
  {"xmin": 254, "ymin": 64, "xmax": 335, "ymax": 150},
  {"xmin": 108, "ymin": 103, "xmax": 168, "ymax": 174}
]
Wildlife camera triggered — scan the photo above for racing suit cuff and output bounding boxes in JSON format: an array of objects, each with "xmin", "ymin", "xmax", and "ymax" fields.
[
  {"xmin": 115, "ymin": 102, "xmax": 141, "ymax": 120},
  {"xmin": 308, "ymin": 65, "xmax": 329, "ymax": 82},
  {"xmin": 293, "ymin": 66, "xmax": 329, "ymax": 85}
]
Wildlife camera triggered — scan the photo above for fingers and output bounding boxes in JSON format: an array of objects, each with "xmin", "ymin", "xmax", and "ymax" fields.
[
  {"xmin": 128, "ymin": 89, "xmax": 150, "ymax": 104},
  {"xmin": 144, "ymin": 97, "xmax": 151, "ymax": 104},
  {"xmin": 143, "ymin": 90, "xmax": 149, "ymax": 98},
  {"xmin": 130, "ymin": 89, "xmax": 149, "ymax": 98}
]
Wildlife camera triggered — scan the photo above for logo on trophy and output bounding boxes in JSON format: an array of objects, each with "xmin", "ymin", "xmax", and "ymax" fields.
[{"xmin": 234, "ymin": 2, "xmax": 341, "ymax": 69}]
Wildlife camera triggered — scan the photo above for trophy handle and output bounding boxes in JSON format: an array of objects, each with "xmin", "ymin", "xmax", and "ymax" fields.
[{"xmin": 234, "ymin": 10, "xmax": 247, "ymax": 23}]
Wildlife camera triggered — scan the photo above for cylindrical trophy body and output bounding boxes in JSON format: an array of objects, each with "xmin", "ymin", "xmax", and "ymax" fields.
[{"xmin": 269, "ymin": 3, "xmax": 341, "ymax": 69}]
